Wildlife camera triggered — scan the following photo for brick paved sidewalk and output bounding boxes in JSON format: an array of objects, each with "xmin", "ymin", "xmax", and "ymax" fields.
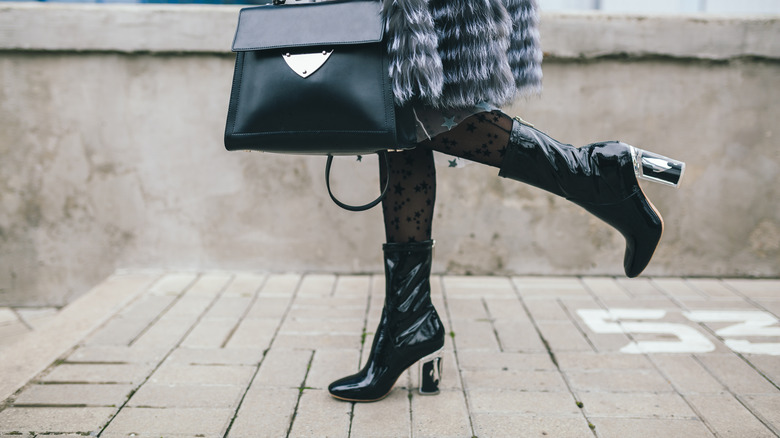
[{"xmin": 0, "ymin": 272, "xmax": 778, "ymax": 437}]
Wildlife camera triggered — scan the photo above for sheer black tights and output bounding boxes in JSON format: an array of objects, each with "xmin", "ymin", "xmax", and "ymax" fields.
[{"xmin": 381, "ymin": 110, "xmax": 514, "ymax": 243}]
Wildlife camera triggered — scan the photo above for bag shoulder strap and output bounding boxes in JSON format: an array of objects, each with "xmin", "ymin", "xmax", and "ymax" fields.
[{"xmin": 325, "ymin": 152, "xmax": 389, "ymax": 212}]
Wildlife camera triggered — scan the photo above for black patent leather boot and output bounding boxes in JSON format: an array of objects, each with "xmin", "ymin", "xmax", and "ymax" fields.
[
  {"xmin": 328, "ymin": 240, "xmax": 445, "ymax": 402},
  {"xmin": 499, "ymin": 118, "xmax": 685, "ymax": 278}
]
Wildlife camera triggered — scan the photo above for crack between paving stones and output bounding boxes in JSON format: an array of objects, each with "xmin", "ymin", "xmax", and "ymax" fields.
[
  {"xmin": 220, "ymin": 274, "xmax": 271, "ymax": 349},
  {"xmin": 222, "ymin": 274, "xmax": 305, "ymax": 438},
  {"xmin": 347, "ymin": 273, "xmax": 377, "ymax": 438},
  {"xmin": 481, "ymin": 298, "xmax": 504, "ymax": 353},
  {"xmin": 439, "ymin": 275, "xmax": 477, "ymax": 438},
  {"xmin": 510, "ymin": 277, "xmax": 598, "ymax": 437},
  {"xmin": 692, "ymin": 355, "xmax": 780, "ymax": 437},
  {"xmin": 94, "ymin": 273, "xmax": 236, "ymax": 437},
  {"xmin": 127, "ymin": 273, "xmax": 203, "ymax": 347},
  {"xmin": 285, "ymin": 349, "xmax": 316, "ymax": 438},
  {"xmin": 557, "ymin": 292, "xmax": 599, "ymax": 353}
]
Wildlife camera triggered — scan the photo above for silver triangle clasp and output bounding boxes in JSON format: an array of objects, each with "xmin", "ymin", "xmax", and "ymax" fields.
[{"xmin": 282, "ymin": 50, "xmax": 334, "ymax": 78}]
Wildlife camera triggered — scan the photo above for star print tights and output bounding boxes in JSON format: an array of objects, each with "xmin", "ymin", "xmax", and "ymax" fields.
[{"xmin": 380, "ymin": 110, "xmax": 514, "ymax": 243}]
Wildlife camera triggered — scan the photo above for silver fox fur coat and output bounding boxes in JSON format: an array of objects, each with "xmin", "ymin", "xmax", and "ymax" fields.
[{"xmin": 382, "ymin": 0, "xmax": 543, "ymax": 108}]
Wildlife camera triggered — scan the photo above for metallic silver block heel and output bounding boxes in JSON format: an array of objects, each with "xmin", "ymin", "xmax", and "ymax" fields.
[
  {"xmin": 630, "ymin": 146, "xmax": 686, "ymax": 187},
  {"xmin": 418, "ymin": 348, "xmax": 443, "ymax": 395}
]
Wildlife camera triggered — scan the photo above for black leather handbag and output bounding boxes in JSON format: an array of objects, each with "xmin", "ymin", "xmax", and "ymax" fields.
[{"xmin": 224, "ymin": 0, "xmax": 417, "ymax": 211}]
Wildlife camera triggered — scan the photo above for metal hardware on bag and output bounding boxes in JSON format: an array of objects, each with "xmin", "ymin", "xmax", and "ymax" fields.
[
  {"xmin": 282, "ymin": 50, "xmax": 334, "ymax": 79},
  {"xmin": 513, "ymin": 115, "xmax": 535, "ymax": 127}
]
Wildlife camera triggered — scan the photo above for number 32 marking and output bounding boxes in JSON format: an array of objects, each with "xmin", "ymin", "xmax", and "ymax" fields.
[{"xmin": 577, "ymin": 309, "xmax": 780, "ymax": 355}]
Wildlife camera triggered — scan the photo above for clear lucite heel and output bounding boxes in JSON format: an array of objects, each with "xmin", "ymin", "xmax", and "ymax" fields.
[
  {"xmin": 630, "ymin": 146, "xmax": 686, "ymax": 187},
  {"xmin": 418, "ymin": 348, "xmax": 443, "ymax": 395}
]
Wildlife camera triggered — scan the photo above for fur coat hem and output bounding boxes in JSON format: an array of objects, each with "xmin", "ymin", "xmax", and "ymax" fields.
[{"xmin": 382, "ymin": 0, "xmax": 543, "ymax": 109}]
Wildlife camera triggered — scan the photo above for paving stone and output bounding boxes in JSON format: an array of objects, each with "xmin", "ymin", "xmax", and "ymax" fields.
[
  {"xmin": 161, "ymin": 297, "xmax": 214, "ymax": 320},
  {"xmin": 185, "ymin": 273, "xmax": 233, "ymax": 297},
  {"xmin": 252, "ymin": 348, "xmax": 312, "ymax": 388},
  {"xmin": 651, "ymin": 355, "xmax": 726, "ymax": 394},
  {"xmin": 566, "ymin": 369, "xmax": 675, "ymax": 393},
  {"xmin": 332, "ymin": 275, "xmax": 372, "ymax": 297},
  {"xmin": 687, "ymin": 393, "xmax": 775, "ymax": 437},
  {"xmin": 742, "ymin": 394, "xmax": 780, "ymax": 430},
  {"xmin": 288, "ymin": 389, "xmax": 351, "ymax": 438},
  {"xmin": 165, "ymin": 347, "xmax": 264, "ymax": 366},
  {"xmin": 129, "ymin": 317, "xmax": 193, "ymax": 350},
  {"xmin": 102, "ymin": 407, "xmax": 234, "ymax": 436},
  {"xmin": 696, "ymin": 354, "xmax": 780, "ymax": 395},
  {"xmin": 351, "ymin": 389, "xmax": 411, "ymax": 437},
  {"xmin": 555, "ymin": 352, "xmax": 654, "ymax": 370},
  {"xmin": 14, "ymin": 307, "xmax": 60, "ymax": 329},
  {"xmin": 493, "ymin": 319, "xmax": 547, "ymax": 352},
  {"xmin": 0, "ymin": 322, "xmax": 31, "ymax": 349},
  {"xmin": 257, "ymin": 274, "xmax": 300, "ymax": 296},
  {"xmin": 446, "ymin": 297, "xmax": 489, "ymax": 320},
  {"xmin": 273, "ymin": 333, "xmax": 360, "ymax": 350},
  {"xmin": 13, "ymin": 383, "xmax": 134, "ymax": 407},
  {"xmin": 482, "ymin": 297, "xmax": 527, "ymax": 320},
  {"xmin": 117, "ymin": 294, "xmax": 177, "ymax": 320},
  {"xmin": 127, "ymin": 383, "xmax": 245, "ymax": 408},
  {"xmin": 512, "ymin": 276, "xmax": 590, "ymax": 299},
  {"xmin": 457, "ymin": 351, "xmax": 556, "ymax": 371},
  {"xmin": 0, "ymin": 407, "xmax": 116, "ymax": 434},
  {"xmin": 411, "ymin": 389, "xmax": 472, "ymax": 438},
  {"xmin": 536, "ymin": 321, "xmax": 594, "ymax": 352},
  {"xmin": 443, "ymin": 276, "xmax": 516, "ymax": 299},
  {"xmin": 65, "ymin": 346, "xmax": 168, "ymax": 364},
  {"xmin": 224, "ymin": 317, "xmax": 278, "ymax": 349},
  {"xmin": 581, "ymin": 392, "xmax": 697, "ymax": 419},
  {"xmin": 227, "ymin": 387, "xmax": 299, "ymax": 437},
  {"xmin": 148, "ymin": 363, "xmax": 254, "ymax": 386},
  {"xmin": 279, "ymin": 317, "xmax": 364, "ymax": 336},
  {"xmin": 685, "ymin": 278, "xmax": 741, "ymax": 299},
  {"xmin": 746, "ymin": 355, "xmax": 780, "ymax": 386},
  {"xmin": 651, "ymin": 278, "xmax": 707, "ymax": 300},
  {"xmin": 524, "ymin": 299, "xmax": 573, "ymax": 321},
  {"xmin": 462, "ymin": 369, "xmax": 568, "ymax": 392},
  {"xmin": 616, "ymin": 278, "xmax": 668, "ymax": 299},
  {"xmin": 449, "ymin": 319, "xmax": 501, "ymax": 351},
  {"xmin": 305, "ymin": 348, "xmax": 360, "ymax": 390},
  {"xmin": 296, "ymin": 274, "xmax": 337, "ymax": 298},
  {"xmin": 722, "ymin": 279, "xmax": 780, "ymax": 299},
  {"xmin": 0, "ymin": 308, "xmax": 19, "ymax": 325},
  {"xmin": 220, "ymin": 273, "xmax": 266, "ymax": 298},
  {"xmin": 180, "ymin": 317, "xmax": 237, "ymax": 348},
  {"xmin": 468, "ymin": 390, "xmax": 582, "ymax": 416},
  {"xmin": 204, "ymin": 296, "xmax": 254, "ymax": 318},
  {"xmin": 40, "ymin": 363, "xmax": 154, "ymax": 384},
  {"xmin": 581, "ymin": 277, "xmax": 631, "ymax": 300},
  {"xmin": 83, "ymin": 316, "xmax": 152, "ymax": 347},
  {"xmin": 590, "ymin": 418, "xmax": 714, "ymax": 438},
  {"xmin": 472, "ymin": 414, "xmax": 594, "ymax": 438},
  {"xmin": 287, "ymin": 300, "xmax": 366, "ymax": 320},
  {"xmin": 245, "ymin": 296, "xmax": 293, "ymax": 319},
  {"xmin": 148, "ymin": 273, "xmax": 198, "ymax": 296}
]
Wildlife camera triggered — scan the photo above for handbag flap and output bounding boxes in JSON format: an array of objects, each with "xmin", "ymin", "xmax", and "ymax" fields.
[{"xmin": 232, "ymin": 0, "xmax": 384, "ymax": 52}]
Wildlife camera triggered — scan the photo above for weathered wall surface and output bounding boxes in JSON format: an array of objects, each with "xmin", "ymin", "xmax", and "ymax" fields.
[{"xmin": 1, "ymin": 4, "xmax": 779, "ymax": 305}]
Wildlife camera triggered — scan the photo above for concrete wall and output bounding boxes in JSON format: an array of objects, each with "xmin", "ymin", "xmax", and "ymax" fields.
[{"xmin": 1, "ymin": 4, "xmax": 779, "ymax": 305}]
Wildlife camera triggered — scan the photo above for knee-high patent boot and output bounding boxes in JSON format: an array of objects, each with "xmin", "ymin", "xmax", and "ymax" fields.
[
  {"xmin": 328, "ymin": 240, "xmax": 445, "ymax": 402},
  {"xmin": 499, "ymin": 118, "xmax": 685, "ymax": 278}
]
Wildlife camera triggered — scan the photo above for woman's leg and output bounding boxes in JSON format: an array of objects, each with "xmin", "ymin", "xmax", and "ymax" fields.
[
  {"xmin": 328, "ymin": 147, "xmax": 444, "ymax": 402},
  {"xmin": 379, "ymin": 147, "xmax": 437, "ymax": 243},
  {"xmin": 418, "ymin": 109, "xmax": 684, "ymax": 278}
]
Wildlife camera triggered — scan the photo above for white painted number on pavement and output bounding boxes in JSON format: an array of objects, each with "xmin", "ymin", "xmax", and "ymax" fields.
[{"xmin": 577, "ymin": 309, "xmax": 780, "ymax": 355}]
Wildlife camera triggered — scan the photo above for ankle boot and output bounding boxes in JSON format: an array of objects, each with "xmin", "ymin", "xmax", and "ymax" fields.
[
  {"xmin": 328, "ymin": 240, "xmax": 445, "ymax": 402},
  {"xmin": 499, "ymin": 118, "xmax": 685, "ymax": 278}
]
